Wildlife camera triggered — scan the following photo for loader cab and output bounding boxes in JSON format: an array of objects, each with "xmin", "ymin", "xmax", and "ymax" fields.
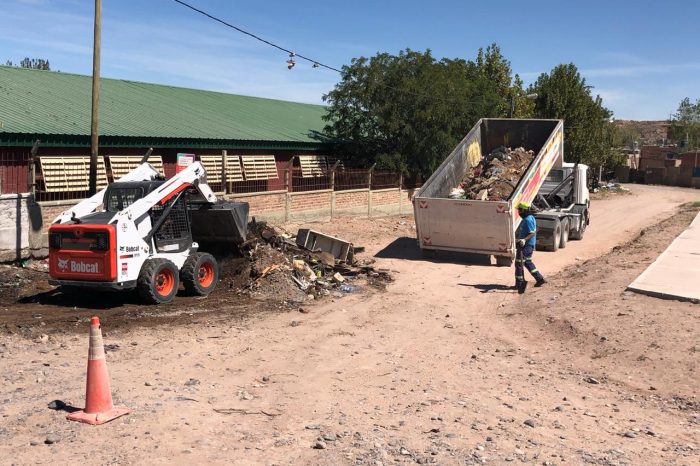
[
  {"xmin": 106, "ymin": 180, "xmax": 193, "ymax": 254},
  {"xmin": 104, "ymin": 181, "xmax": 165, "ymax": 212}
]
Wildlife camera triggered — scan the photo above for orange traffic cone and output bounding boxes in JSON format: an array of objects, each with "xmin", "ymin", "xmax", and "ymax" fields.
[{"xmin": 67, "ymin": 316, "xmax": 131, "ymax": 425}]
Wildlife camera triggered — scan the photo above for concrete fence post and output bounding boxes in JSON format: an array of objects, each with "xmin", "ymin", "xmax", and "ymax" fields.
[
  {"xmin": 367, "ymin": 164, "xmax": 376, "ymax": 218},
  {"xmin": 398, "ymin": 173, "xmax": 403, "ymax": 215},
  {"xmin": 29, "ymin": 139, "xmax": 40, "ymax": 197},
  {"xmin": 330, "ymin": 161, "xmax": 340, "ymax": 219},
  {"xmin": 221, "ymin": 149, "xmax": 228, "ymax": 195},
  {"xmin": 284, "ymin": 157, "xmax": 296, "ymax": 223}
]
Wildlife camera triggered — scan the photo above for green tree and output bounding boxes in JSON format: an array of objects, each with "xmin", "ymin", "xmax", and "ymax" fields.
[
  {"xmin": 612, "ymin": 122, "xmax": 643, "ymax": 149},
  {"xmin": 323, "ymin": 49, "xmax": 503, "ymax": 179},
  {"xmin": 669, "ymin": 97, "xmax": 700, "ymax": 149},
  {"xmin": 475, "ymin": 43, "xmax": 512, "ymax": 116},
  {"xmin": 529, "ymin": 63, "xmax": 614, "ymax": 168},
  {"xmin": 4, "ymin": 57, "xmax": 51, "ymax": 70},
  {"xmin": 474, "ymin": 44, "xmax": 533, "ymax": 118}
]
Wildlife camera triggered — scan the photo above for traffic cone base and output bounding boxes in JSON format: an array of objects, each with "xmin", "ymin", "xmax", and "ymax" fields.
[
  {"xmin": 67, "ymin": 316, "xmax": 131, "ymax": 425},
  {"xmin": 67, "ymin": 405, "xmax": 131, "ymax": 425}
]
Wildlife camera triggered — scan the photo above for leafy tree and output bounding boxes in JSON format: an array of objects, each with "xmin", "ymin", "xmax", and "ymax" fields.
[
  {"xmin": 612, "ymin": 122, "xmax": 643, "ymax": 149},
  {"xmin": 528, "ymin": 63, "xmax": 615, "ymax": 168},
  {"xmin": 475, "ymin": 43, "xmax": 512, "ymax": 116},
  {"xmin": 474, "ymin": 44, "xmax": 533, "ymax": 118},
  {"xmin": 323, "ymin": 49, "xmax": 503, "ymax": 179},
  {"xmin": 669, "ymin": 97, "xmax": 700, "ymax": 149},
  {"xmin": 4, "ymin": 57, "xmax": 51, "ymax": 70}
]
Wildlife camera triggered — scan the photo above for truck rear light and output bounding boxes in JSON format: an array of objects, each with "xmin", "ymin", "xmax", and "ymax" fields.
[{"xmin": 49, "ymin": 233, "xmax": 61, "ymax": 249}]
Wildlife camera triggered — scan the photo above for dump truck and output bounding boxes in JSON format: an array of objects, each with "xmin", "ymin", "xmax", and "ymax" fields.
[
  {"xmin": 413, "ymin": 118, "xmax": 590, "ymax": 266},
  {"xmin": 48, "ymin": 161, "xmax": 248, "ymax": 304}
]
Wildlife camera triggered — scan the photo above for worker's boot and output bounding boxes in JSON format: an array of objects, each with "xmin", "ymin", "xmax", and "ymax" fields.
[
  {"xmin": 517, "ymin": 280, "xmax": 528, "ymax": 294},
  {"xmin": 534, "ymin": 278, "xmax": 547, "ymax": 287}
]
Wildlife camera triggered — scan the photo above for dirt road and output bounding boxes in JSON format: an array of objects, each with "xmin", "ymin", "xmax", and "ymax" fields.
[{"xmin": 1, "ymin": 184, "xmax": 698, "ymax": 466}]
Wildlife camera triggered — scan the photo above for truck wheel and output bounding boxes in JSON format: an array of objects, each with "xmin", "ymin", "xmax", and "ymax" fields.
[
  {"xmin": 570, "ymin": 208, "xmax": 587, "ymax": 240},
  {"xmin": 137, "ymin": 258, "xmax": 180, "ymax": 304},
  {"xmin": 550, "ymin": 220, "xmax": 561, "ymax": 252},
  {"xmin": 560, "ymin": 219, "xmax": 570, "ymax": 249},
  {"xmin": 495, "ymin": 256, "xmax": 513, "ymax": 267},
  {"xmin": 181, "ymin": 253, "xmax": 219, "ymax": 296}
]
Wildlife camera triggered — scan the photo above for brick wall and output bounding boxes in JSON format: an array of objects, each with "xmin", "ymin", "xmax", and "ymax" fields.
[
  {"xmin": 229, "ymin": 191, "xmax": 286, "ymax": 213},
  {"xmin": 290, "ymin": 190, "xmax": 333, "ymax": 212},
  {"xmin": 10, "ymin": 186, "xmax": 419, "ymax": 261},
  {"xmin": 335, "ymin": 190, "xmax": 369, "ymax": 209},
  {"xmin": 288, "ymin": 190, "xmax": 333, "ymax": 222},
  {"xmin": 334, "ymin": 190, "xmax": 368, "ymax": 217},
  {"xmin": 372, "ymin": 188, "xmax": 401, "ymax": 206}
]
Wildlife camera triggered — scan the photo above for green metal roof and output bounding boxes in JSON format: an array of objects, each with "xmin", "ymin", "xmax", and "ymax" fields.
[{"xmin": 0, "ymin": 66, "xmax": 330, "ymax": 149}]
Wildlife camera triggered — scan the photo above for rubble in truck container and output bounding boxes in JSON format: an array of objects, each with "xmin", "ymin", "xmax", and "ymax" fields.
[
  {"xmin": 218, "ymin": 220, "xmax": 393, "ymax": 303},
  {"xmin": 449, "ymin": 146, "xmax": 535, "ymax": 201}
]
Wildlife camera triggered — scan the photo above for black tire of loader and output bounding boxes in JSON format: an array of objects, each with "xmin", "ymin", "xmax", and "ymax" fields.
[
  {"xmin": 181, "ymin": 252, "xmax": 219, "ymax": 296},
  {"xmin": 137, "ymin": 258, "xmax": 180, "ymax": 304}
]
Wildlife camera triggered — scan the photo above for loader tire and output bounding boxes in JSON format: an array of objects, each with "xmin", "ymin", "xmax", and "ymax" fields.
[
  {"xmin": 137, "ymin": 258, "xmax": 179, "ymax": 304},
  {"xmin": 181, "ymin": 253, "xmax": 219, "ymax": 296}
]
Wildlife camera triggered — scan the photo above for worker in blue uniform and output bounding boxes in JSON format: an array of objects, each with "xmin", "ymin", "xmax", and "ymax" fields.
[{"xmin": 514, "ymin": 202, "xmax": 546, "ymax": 294}]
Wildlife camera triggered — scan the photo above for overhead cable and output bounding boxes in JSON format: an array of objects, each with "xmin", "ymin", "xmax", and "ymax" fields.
[{"xmin": 172, "ymin": 0, "xmax": 341, "ymax": 72}]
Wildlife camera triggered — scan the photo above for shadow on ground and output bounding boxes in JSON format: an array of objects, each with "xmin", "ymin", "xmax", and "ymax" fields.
[
  {"xmin": 458, "ymin": 283, "xmax": 516, "ymax": 294},
  {"xmin": 18, "ymin": 287, "xmax": 142, "ymax": 310},
  {"xmin": 47, "ymin": 400, "xmax": 80, "ymax": 414},
  {"xmin": 375, "ymin": 237, "xmax": 502, "ymax": 267}
]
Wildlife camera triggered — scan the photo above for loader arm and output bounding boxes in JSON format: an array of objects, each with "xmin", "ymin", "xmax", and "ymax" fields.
[
  {"xmin": 108, "ymin": 161, "xmax": 217, "ymax": 225},
  {"xmin": 52, "ymin": 162, "xmax": 164, "ymax": 224}
]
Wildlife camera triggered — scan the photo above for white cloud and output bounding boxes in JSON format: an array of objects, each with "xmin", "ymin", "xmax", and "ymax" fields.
[
  {"xmin": 581, "ymin": 62, "xmax": 700, "ymax": 78},
  {"xmin": 594, "ymin": 88, "xmax": 628, "ymax": 103}
]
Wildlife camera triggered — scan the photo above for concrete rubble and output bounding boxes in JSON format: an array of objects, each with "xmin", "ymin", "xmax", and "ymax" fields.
[
  {"xmin": 449, "ymin": 146, "xmax": 535, "ymax": 201},
  {"xmin": 242, "ymin": 221, "xmax": 392, "ymax": 297}
]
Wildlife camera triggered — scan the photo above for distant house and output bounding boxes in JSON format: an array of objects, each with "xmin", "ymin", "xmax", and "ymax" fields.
[
  {"xmin": 0, "ymin": 66, "xmax": 334, "ymax": 198},
  {"xmin": 639, "ymin": 145, "xmax": 681, "ymax": 171}
]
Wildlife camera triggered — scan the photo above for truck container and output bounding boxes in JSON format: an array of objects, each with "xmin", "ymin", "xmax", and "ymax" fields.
[{"xmin": 413, "ymin": 118, "xmax": 589, "ymax": 266}]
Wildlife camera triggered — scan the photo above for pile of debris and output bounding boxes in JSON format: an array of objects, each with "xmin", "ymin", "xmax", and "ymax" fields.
[
  {"xmin": 218, "ymin": 220, "xmax": 393, "ymax": 303},
  {"xmin": 449, "ymin": 146, "xmax": 535, "ymax": 201}
]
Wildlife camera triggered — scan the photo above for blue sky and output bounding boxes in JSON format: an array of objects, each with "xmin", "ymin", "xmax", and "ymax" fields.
[{"xmin": 1, "ymin": 0, "xmax": 698, "ymax": 120}]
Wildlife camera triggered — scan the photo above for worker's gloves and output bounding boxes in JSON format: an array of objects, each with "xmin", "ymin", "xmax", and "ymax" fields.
[{"xmin": 516, "ymin": 239, "xmax": 526, "ymax": 248}]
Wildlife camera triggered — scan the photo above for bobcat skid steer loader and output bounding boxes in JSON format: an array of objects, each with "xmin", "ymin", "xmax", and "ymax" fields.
[{"xmin": 48, "ymin": 161, "xmax": 248, "ymax": 304}]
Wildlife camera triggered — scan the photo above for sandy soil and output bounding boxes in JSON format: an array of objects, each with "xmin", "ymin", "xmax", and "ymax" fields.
[{"xmin": 0, "ymin": 184, "xmax": 698, "ymax": 466}]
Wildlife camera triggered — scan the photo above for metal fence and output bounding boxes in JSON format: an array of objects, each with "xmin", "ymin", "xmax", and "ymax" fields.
[
  {"xmin": 0, "ymin": 155, "xmax": 415, "ymax": 202},
  {"xmin": 0, "ymin": 150, "xmax": 30, "ymax": 195}
]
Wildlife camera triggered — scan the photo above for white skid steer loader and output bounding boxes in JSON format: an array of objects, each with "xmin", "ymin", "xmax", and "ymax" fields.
[{"xmin": 48, "ymin": 161, "xmax": 249, "ymax": 304}]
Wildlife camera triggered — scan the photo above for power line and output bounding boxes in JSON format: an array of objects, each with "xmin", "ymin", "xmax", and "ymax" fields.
[
  {"xmin": 170, "ymin": 0, "xmax": 515, "ymax": 109},
  {"xmin": 171, "ymin": 0, "xmax": 342, "ymax": 72}
]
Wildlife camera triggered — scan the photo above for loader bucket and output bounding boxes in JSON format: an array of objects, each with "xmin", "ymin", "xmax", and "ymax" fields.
[{"xmin": 190, "ymin": 202, "xmax": 249, "ymax": 252}]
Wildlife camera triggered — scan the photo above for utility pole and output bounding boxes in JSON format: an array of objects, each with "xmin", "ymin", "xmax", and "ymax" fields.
[
  {"xmin": 88, "ymin": 0, "xmax": 102, "ymax": 195},
  {"xmin": 510, "ymin": 93, "xmax": 538, "ymax": 118}
]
